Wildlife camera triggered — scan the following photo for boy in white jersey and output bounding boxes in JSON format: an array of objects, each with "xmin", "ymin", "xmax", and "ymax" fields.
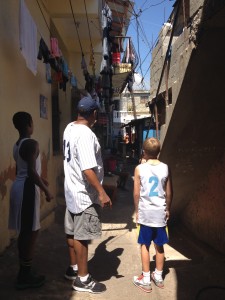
[{"xmin": 133, "ymin": 137, "xmax": 173, "ymax": 293}]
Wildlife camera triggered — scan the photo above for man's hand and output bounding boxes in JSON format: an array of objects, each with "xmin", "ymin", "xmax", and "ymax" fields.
[{"xmin": 99, "ymin": 191, "xmax": 112, "ymax": 209}]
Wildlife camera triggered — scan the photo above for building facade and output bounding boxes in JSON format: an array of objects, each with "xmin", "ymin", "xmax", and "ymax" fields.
[
  {"xmin": 0, "ymin": 0, "xmax": 133, "ymax": 253},
  {"xmin": 149, "ymin": 0, "xmax": 225, "ymax": 253}
]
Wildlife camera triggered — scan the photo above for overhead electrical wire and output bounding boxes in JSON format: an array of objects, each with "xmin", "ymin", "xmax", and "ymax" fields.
[
  {"xmin": 133, "ymin": 12, "xmax": 174, "ymax": 85},
  {"xmin": 127, "ymin": 0, "xmax": 166, "ymax": 83},
  {"xmin": 83, "ymin": 0, "xmax": 96, "ymax": 76},
  {"xmin": 138, "ymin": 18, "xmax": 152, "ymax": 49},
  {"xmin": 135, "ymin": 16, "xmax": 144, "ymax": 84},
  {"xmin": 140, "ymin": 21, "xmax": 174, "ymax": 87},
  {"xmin": 142, "ymin": 0, "xmax": 168, "ymax": 13},
  {"xmin": 128, "ymin": 1, "xmax": 144, "ymax": 83},
  {"xmin": 128, "ymin": 0, "xmax": 174, "ymax": 73},
  {"xmin": 69, "ymin": 0, "xmax": 84, "ymax": 56},
  {"xmin": 36, "ymin": 0, "xmax": 53, "ymax": 36},
  {"xmin": 147, "ymin": 0, "xmax": 181, "ymax": 140}
]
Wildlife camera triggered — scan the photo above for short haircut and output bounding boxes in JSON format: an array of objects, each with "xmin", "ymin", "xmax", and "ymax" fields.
[
  {"xmin": 12, "ymin": 112, "xmax": 32, "ymax": 132},
  {"xmin": 143, "ymin": 137, "xmax": 161, "ymax": 158}
]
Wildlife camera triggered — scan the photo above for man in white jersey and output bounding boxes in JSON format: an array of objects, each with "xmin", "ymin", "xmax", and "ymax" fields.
[
  {"xmin": 63, "ymin": 96, "xmax": 112, "ymax": 293},
  {"xmin": 133, "ymin": 137, "xmax": 173, "ymax": 293}
]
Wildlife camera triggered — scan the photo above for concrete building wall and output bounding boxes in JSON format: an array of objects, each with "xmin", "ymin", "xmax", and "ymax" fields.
[
  {"xmin": 0, "ymin": 0, "xmax": 57, "ymax": 253},
  {"xmin": 0, "ymin": 0, "xmax": 102, "ymax": 254},
  {"xmin": 121, "ymin": 91, "xmax": 150, "ymax": 115},
  {"xmin": 190, "ymin": 0, "xmax": 204, "ymax": 16},
  {"xmin": 149, "ymin": 0, "xmax": 225, "ymax": 253}
]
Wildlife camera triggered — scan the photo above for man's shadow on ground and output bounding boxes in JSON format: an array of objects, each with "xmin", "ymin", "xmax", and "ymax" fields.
[{"xmin": 88, "ymin": 236, "xmax": 124, "ymax": 281}]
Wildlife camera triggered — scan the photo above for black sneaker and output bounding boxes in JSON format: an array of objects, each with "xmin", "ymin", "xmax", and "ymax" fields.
[
  {"xmin": 16, "ymin": 272, "xmax": 45, "ymax": 290},
  {"xmin": 72, "ymin": 274, "xmax": 106, "ymax": 293},
  {"xmin": 64, "ymin": 266, "xmax": 77, "ymax": 280}
]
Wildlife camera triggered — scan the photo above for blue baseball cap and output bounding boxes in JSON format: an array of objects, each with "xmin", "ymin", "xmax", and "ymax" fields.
[{"xmin": 77, "ymin": 96, "xmax": 100, "ymax": 114}]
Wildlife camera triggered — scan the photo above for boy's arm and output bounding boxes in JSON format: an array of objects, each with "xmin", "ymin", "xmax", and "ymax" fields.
[
  {"xmin": 165, "ymin": 167, "xmax": 173, "ymax": 221},
  {"xmin": 133, "ymin": 166, "xmax": 140, "ymax": 223},
  {"xmin": 22, "ymin": 139, "xmax": 53, "ymax": 201}
]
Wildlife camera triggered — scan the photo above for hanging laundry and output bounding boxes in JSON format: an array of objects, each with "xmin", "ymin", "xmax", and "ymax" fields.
[
  {"xmin": 125, "ymin": 38, "xmax": 135, "ymax": 65},
  {"xmin": 127, "ymin": 71, "xmax": 134, "ymax": 93},
  {"xmin": 81, "ymin": 55, "xmax": 87, "ymax": 72},
  {"xmin": 46, "ymin": 63, "xmax": 52, "ymax": 83},
  {"xmin": 89, "ymin": 46, "xmax": 95, "ymax": 76},
  {"xmin": 37, "ymin": 38, "xmax": 51, "ymax": 63},
  {"xmin": 54, "ymin": 71, "xmax": 63, "ymax": 83},
  {"xmin": 70, "ymin": 75, "xmax": 77, "ymax": 88},
  {"xmin": 37, "ymin": 38, "xmax": 60, "ymax": 72},
  {"xmin": 101, "ymin": 3, "xmax": 112, "ymax": 61},
  {"xmin": 89, "ymin": 46, "xmax": 95, "ymax": 66},
  {"xmin": 84, "ymin": 72, "xmax": 95, "ymax": 93},
  {"xmin": 50, "ymin": 37, "xmax": 60, "ymax": 58},
  {"xmin": 61, "ymin": 58, "xmax": 69, "ymax": 79},
  {"xmin": 19, "ymin": 0, "xmax": 37, "ymax": 75}
]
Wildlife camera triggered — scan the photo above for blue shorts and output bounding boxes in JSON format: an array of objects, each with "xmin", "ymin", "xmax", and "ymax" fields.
[{"xmin": 138, "ymin": 224, "xmax": 169, "ymax": 246}]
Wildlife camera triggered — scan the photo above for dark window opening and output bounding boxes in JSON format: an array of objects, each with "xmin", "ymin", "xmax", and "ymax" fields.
[{"xmin": 52, "ymin": 81, "xmax": 60, "ymax": 155}]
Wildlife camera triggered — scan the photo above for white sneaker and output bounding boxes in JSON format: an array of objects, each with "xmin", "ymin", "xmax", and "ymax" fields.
[
  {"xmin": 133, "ymin": 274, "xmax": 152, "ymax": 293},
  {"xmin": 151, "ymin": 271, "xmax": 164, "ymax": 288}
]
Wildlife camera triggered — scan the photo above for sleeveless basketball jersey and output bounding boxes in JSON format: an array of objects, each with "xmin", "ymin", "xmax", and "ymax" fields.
[{"xmin": 138, "ymin": 162, "xmax": 169, "ymax": 227}]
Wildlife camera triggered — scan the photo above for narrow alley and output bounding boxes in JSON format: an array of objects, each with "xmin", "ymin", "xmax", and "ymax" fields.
[{"xmin": 0, "ymin": 161, "xmax": 225, "ymax": 300}]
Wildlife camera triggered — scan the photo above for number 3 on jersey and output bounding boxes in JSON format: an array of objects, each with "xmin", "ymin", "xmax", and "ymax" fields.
[
  {"xmin": 149, "ymin": 176, "xmax": 158, "ymax": 197},
  {"xmin": 63, "ymin": 140, "xmax": 71, "ymax": 162}
]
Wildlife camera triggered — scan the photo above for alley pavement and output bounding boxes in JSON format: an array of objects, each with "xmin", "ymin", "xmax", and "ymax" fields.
[{"xmin": 1, "ymin": 161, "xmax": 225, "ymax": 300}]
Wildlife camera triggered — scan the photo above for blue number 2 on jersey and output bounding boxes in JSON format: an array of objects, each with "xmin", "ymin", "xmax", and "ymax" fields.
[{"xmin": 149, "ymin": 176, "xmax": 159, "ymax": 197}]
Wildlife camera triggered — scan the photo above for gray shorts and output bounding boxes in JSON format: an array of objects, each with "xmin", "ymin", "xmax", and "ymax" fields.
[{"xmin": 64, "ymin": 204, "xmax": 102, "ymax": 240}]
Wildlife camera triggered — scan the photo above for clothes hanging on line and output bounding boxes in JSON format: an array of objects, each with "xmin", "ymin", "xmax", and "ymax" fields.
[{"xmin": 19, "ymin": 0, "xmax": 37, "ymax": 75}]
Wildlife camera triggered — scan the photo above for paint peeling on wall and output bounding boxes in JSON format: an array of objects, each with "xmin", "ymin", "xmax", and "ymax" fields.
[
  {"xmin": 41, "ymin": 151, "xmax": 48, "ymax": 180},
  {"xmin": 0, "ymin": 164, "xmax": 16, "ymax": 201}
]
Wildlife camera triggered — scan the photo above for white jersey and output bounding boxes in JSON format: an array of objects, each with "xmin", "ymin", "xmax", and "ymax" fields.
[
  {"xmin": 63, "ymin": 123, "xmax": 104, "ymax": 214},
  {"xmin": 138, "ymin": 162, "xmax": 169, "ymax": 227}
]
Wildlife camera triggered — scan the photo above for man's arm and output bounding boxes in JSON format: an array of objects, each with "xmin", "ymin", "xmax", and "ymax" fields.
[{"xmin": 83, "ymin": 169, "xmax": 112, "ymax": 208}]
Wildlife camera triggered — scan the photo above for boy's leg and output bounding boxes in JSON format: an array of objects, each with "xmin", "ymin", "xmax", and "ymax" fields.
[
  {"xmin": 151, "ymin": 244, "xmax": 165, "ymax": 288},
  {"xmin": 141, "ymin": 244, "xmax": 150, "ymax": 272},
  {"xmin": 154, "ymin": 244, "xmax": 165, "ymax": 271},
  {"xmin": 133, "ymin": 244, "xmax": 152, "ymax": 293},
  {"xmin": 16, "ymin": 230, "xmax": 45, "ymax": 289},
  {"xmin": 18, "ymin": 230, "xmax": 39, "ymax": 261}
]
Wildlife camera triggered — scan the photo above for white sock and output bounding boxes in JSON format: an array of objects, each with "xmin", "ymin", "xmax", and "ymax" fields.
[
  {"xmin": 71, "ymin": 264, "xmax": 78, "ymax": 271},
  {"xmin": 142, "ymin": 271, "xmax": 150, "ymax": 284},
  {"xmin": 154, "ymin": 268, "xmax": 163, "ymax": 281},
  {"xmin": 80, "ymin": 274, "xmax": 89, "ymax": 282}
]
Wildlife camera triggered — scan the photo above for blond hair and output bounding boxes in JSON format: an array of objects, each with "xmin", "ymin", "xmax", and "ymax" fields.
[{"xmin": 143, "ymin": 137, "xmax": 161, "ymax": 158}]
